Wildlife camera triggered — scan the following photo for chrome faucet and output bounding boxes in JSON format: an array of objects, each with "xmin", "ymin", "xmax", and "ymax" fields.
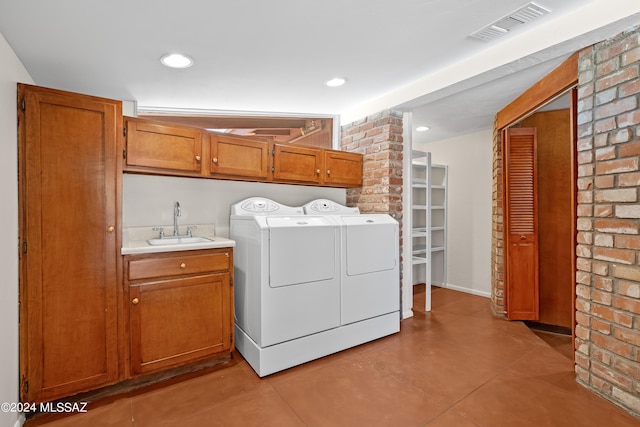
[{"xmin": 173, "ymin": 201, "xmax": 181, "ymax": 236}]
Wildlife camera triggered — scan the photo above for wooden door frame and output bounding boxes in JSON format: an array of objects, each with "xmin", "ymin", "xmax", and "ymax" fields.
[{"xmin": 496, "ymin": 52, "xmax": 578, "ymax": 359}]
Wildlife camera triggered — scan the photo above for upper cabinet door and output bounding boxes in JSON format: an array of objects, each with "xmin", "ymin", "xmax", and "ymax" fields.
[
  {"xmin": 210, "ymin": 134, "xmax": 269, "ymax": 179},
  {"xmin": 18, "ymin": 84, "xmax": 121, "ymax": 403},
  {"xmin": 272, "ymin": 144, "xmax": 322, "ymax": 184},
  {"xmin": 125, "ymin": 118, "xmax": 203, "ymax": 174},
  {"xmin": 324, "ymin": 150, "xmax": 363, "ymax": 187}
]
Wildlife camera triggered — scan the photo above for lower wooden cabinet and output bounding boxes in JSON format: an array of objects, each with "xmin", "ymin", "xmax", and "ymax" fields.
[{"xmin": 125, "ymin": 249, "xmax": 234, "ymax": 376}]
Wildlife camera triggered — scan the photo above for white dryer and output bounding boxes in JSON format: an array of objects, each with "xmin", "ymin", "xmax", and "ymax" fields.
[
  {"xmin": 230, "ymin": 197, "xmax": 341, "ymax": 376},
  {"xmin": 303, "ymin": 199, "xmax": 400, "ymax": 326}
]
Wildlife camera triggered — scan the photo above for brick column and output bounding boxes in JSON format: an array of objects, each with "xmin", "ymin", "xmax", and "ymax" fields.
[
  {"xmin": 341, "ymin": 110, "xmax": 404, "ymax": 218},
  {"xmin": 575, "ymin": 26, "xmax": 640, "ymax": 417},
  {"xmin": 491, "ymin": 118, "xmax": 506, "ymax": 316}
]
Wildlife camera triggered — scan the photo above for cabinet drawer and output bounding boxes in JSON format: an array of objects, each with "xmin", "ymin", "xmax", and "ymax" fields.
[{"xmin": 128, "ymin": 252, "xmax": 230, "ymax": 281}]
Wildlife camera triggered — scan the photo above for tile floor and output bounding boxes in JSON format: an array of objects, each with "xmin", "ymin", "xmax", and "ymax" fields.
[{"xmin": 26, "ymin": 286, "xmax": 640, "ymax": 427}]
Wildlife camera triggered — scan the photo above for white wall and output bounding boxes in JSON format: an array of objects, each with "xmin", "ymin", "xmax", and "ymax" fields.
[
  {"xmin": 123, "ymin": 174, "xmax": 346, "ymax": 235},
  {"xmin": 415, "ymin": 129, "xmax": 492, "ymax": 297},
  {"xmin": 0, "ymin": 32, "xmax": 34, "ymax": 427}
]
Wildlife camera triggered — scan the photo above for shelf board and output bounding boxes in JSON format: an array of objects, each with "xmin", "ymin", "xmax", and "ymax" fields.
[
  {"xmin": 431, "ymin": 205, "xmax": 445, "ymax": 210},
  {"xmin": 412, "ymin": 205, "xmax": 428, "ymax": 210},
  {"xmin": 431, "ymin": 226, "xmax": 445, "ymax": 231},
  {"xmin": 431, "ymin": 185, "xmax": 446, "ymax": 190},
  {"xmin": 413, "ymin": 244, "xmax": 427, "ymax": 255},
  {"xmin": 412, "ymin": 256, "xmax": 428, "ymax": 265},
  {"xmin": 431, "ymin": 246, "xmax": 445, "ymax": 252}
]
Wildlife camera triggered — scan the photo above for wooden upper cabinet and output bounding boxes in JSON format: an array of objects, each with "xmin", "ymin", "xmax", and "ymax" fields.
[
  {"xmin": 324, "ymin": 150, "xmax": 363, "ymax": 187},
  {"xmin": 210, "ymin": 134, "xmax": 269, "ymax": 179},
  {"xmin": 122, "ymin": 117, "xmax": 363, "ymax": 188},
  {"xmin": 272, "ymin": 143, "xmax": 322, "ymax": 184},
  {"xmin": 125, "ymin": 117, "xmax": 203, "ymax": 174},
  {"xmin": 18, "ymin": 84, "xmax": 122, "ymax": 403}
]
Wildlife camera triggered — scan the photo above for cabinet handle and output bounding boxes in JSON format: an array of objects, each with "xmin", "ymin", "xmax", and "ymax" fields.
[
  {"xmin": 213, "ymin": 157, "xmax": 218, "ymax": 164},
  {"xmin": 132, "ymin": 298, "xmax": 139, "ymax": 305},
  {"xmin": 316, "ymin": 168, "xmax": 320, "ymax": 174},
  {"xmin": 180, "ymin": 262, "xmax": 187, "ymax": 269},
  {"xmin": 327, "ymin": 169, "xmax": 331, "ymax": 176},
  {"xmin": 195, "ymin": 155, "xmax": 201, "ymax": 162},
  {"xmin": 107, "ymin": 226, "xmax": 115, "ymax": 232}
]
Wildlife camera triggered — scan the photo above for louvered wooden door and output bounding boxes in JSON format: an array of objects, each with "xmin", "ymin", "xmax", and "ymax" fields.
[{"xmin": 504, "ymin": 127, "xmax": 539, "ymax": 320}]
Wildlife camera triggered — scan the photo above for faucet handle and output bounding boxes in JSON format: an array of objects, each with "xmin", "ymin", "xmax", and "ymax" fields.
[
  {"xmin": 186, "ymin": 226, "xmax": 197, "ymax": 237},
  {"xmin": 152, "ymin": 227, "xmax": 165, "ymax": 238}
]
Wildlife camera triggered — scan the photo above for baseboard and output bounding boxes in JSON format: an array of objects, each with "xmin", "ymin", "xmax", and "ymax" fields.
[
  {"xmin": 442, "ymin": 283, "xmax": 491, "ymax": 298},
  {"xmin": 402, "ymin": 309, "xmax": 414, "ymax": 319},
  {"xmin": 14, "ymin": 413, "xmax": 25, "ymax": 427}
]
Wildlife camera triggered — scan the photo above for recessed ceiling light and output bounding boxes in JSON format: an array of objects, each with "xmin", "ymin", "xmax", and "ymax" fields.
[
  {"xmin": 160, "ymin": 53, "xmax": 194, "ymax": 69},
  {"xmin": 416, "ymin": 126, "xmax": 430, "ymax": 132},
  {"xmin": 326, "ymin": 77, "xmax": 346, "ymax": 87}
]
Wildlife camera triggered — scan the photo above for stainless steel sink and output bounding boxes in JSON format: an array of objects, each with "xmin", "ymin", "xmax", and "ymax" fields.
[{"xmin": 146, "ymin": 236, "xmax": 214, "ymax": 246}]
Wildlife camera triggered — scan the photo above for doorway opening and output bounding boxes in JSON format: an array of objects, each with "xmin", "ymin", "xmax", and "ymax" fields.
[
  {"xmin": 507, "ymin": 91, "xmax": 575, "ymax": 330},
  {"xmin": 494, "ymin": 52, "xmax": 579, "ymax": 359}
]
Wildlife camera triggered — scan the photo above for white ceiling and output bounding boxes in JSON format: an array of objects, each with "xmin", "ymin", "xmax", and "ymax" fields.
[{"xmin": 1, "ymin": 0, "xmax": 640, "ymax": 144}]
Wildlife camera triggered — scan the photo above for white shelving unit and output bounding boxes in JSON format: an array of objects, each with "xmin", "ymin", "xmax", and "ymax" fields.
[
  {"xmin": 408, "ymin": 150, "xmax": 447, "ymax": 312},
  {"xmin": 430, "ymin": 164, "xmax": 448, "ymax": 288}
]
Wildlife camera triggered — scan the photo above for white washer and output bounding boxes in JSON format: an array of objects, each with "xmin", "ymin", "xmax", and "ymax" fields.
[
  {"xmin": 303, "ymin": 199, "xmax": 400, "ymax": 325},
  {"xmin": 230, "ymin": 197, "xmax": 340, "ymax": 376}
]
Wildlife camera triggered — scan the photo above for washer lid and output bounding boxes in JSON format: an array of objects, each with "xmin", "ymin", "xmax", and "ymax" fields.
[{"xmin": 268, "ymin": 216, "xmax": 336, "ymax": 288}]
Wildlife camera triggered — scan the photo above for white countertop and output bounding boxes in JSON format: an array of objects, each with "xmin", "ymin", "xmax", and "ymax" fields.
[{"xmin": 121, "ymin": 224, "xmax": 235, "ymax": 255}]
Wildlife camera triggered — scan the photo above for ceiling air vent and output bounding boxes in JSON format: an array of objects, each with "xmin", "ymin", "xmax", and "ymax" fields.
[{"xmin": 469, "ymin": 2, "xmax": 551, "ymax": 41}]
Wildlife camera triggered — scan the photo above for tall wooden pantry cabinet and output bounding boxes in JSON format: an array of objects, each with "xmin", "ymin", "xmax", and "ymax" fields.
[{"xmin": 18, "ymin": 84, "xmax": 123, "ymax": 403}]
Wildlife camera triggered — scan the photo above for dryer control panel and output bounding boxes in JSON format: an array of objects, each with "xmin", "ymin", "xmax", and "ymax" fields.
[{"xmin": 303, "ymin": 199, "xmax": 360, "ymax": 214}]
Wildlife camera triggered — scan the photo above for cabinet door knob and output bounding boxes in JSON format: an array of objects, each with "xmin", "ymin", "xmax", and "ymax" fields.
[
  {"xmin": 107, "ymin": 226, "xmax": 115, "ymax": 232},
  {"xmin": 132, "ymin": 298, "xmax": 139, "ymax": 305},
  {"xmin": 316, "ymin": 168, "xmax": 320, "ymax": 174},
  {"xmin": 327, "ymin": 169, "xmax": 331, "ymax": 176},
  {"xmin": 180, "ymin": 262, "xmax": 187, "ymax": 269},
  {"xmin": 213, "ymin": 157, "xmax": 218, "ymax": 164},
  {"xmin": 195, "ymin": 155, "xmax": 201, "ymax": 162}
]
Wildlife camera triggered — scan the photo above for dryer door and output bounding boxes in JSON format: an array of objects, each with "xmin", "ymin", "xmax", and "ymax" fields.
[
  {"xmin": 267, "ymin": 216, "xmax": 336, "ymax": 287},
  {"xmin": 343, "ymin": 215, "xmax": 398, "ymax": 276}
]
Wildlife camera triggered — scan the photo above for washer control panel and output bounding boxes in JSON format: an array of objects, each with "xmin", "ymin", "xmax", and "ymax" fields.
[{"xmin": 231, "ymin": 197, "xmax": 304, "ymax": 216}]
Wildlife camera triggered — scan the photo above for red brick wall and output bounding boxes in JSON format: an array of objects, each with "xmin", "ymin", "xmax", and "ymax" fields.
[
  {"xmin": 575, "ymin": 26, "xmax": 640, "ymax": 416},
  {"xmin": 340, "ymin": 110, "xmax": 404, "ymax": 218}
]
